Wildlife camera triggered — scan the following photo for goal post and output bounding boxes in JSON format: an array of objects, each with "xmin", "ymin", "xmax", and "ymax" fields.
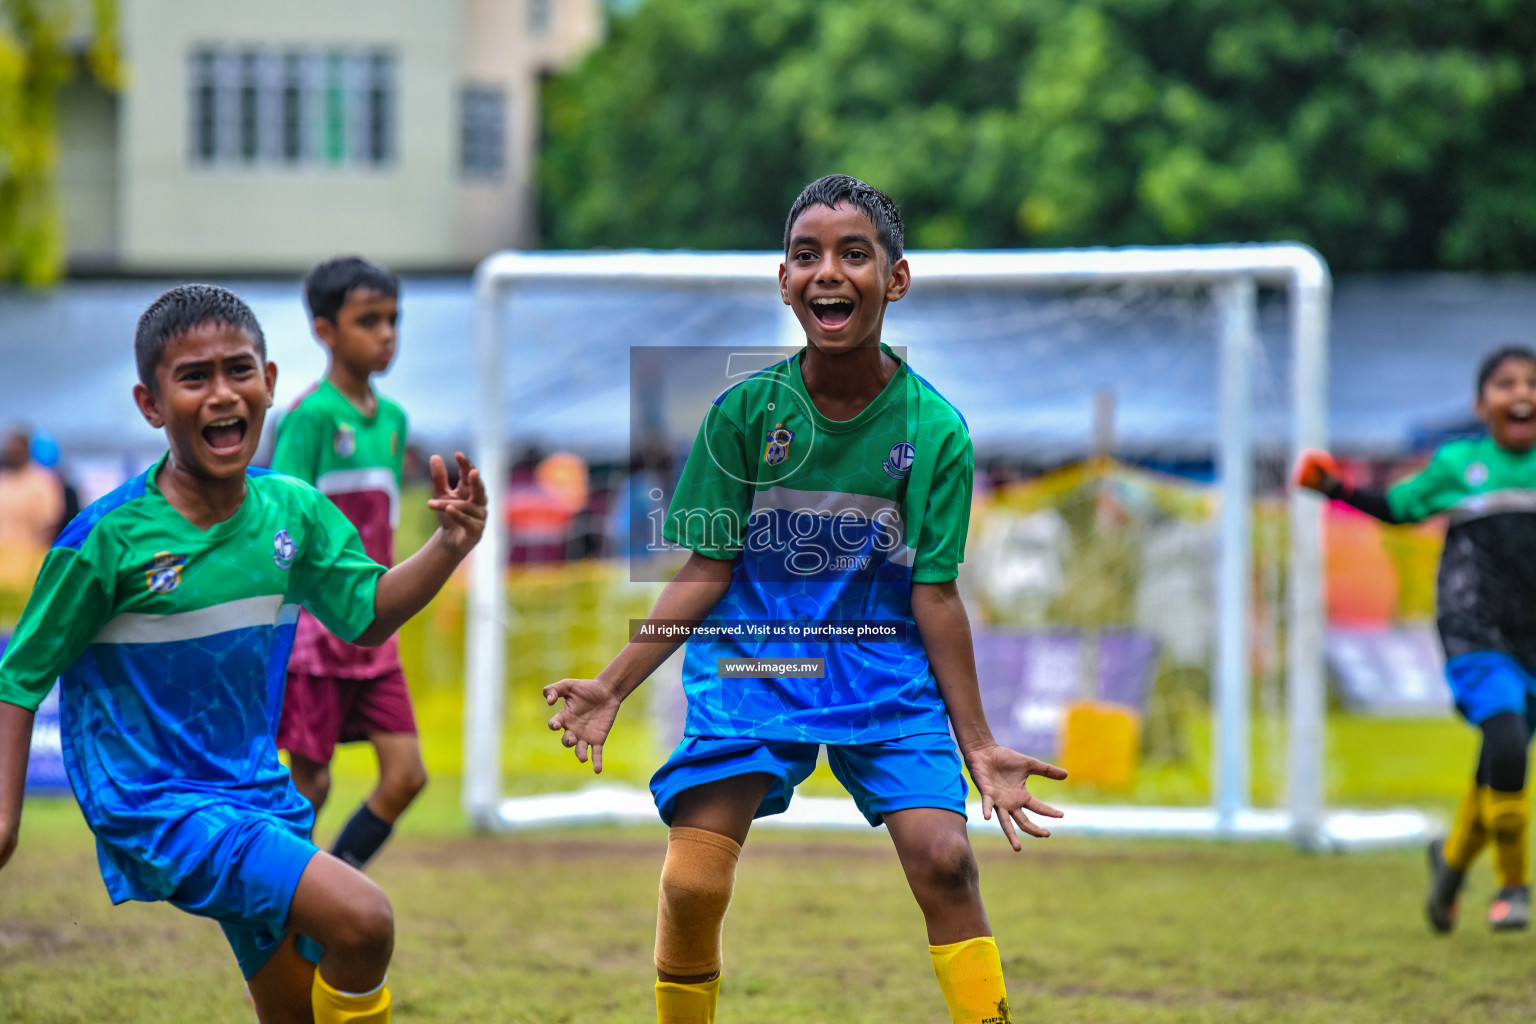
[{"xmin": 463, "ymin": 244, "xmax": 1432, "ymax": 851}]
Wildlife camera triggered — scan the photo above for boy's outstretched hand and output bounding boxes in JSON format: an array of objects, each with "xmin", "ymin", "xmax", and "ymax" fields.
[
  {"xmin": 544, "ymin": 677, "xmax": 622, "ymax": 774},
  {"xmin": 427, "ymin": 452, "xmax": 488, "ymax": 557},
  {"xmin": 963, "ymin": 744, "xmax": 1068, "ymax": 851}
]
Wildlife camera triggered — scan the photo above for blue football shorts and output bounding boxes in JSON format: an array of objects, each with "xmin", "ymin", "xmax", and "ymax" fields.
[
  {"xmin": 650, "ymin": 732, "xmax": 968, "ymax": 827},
  {"xmin": 1445, "ymin": 650, "xmax": 1536, "ymax": 731},
  {"xmin": 167, "ymin": 813, "xmax": 325, "ymax": 980}
]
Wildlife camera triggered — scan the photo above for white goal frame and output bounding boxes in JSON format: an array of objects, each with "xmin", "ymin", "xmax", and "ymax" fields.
[{"xmin": 464, "ymin": 244, "xmax": 1436, "ymax": 852}]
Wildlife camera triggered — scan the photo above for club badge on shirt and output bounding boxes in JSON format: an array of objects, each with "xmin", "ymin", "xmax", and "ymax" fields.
[
  {"xmin": 334, "ymin": 424, "xmax": 356, "ymax": 458},
  {"xmin": 883, "ymin": 441, "xmax": 915, "ymax": 479},
  {"xmin": 764, "ymin": 422, "xmax": 795, "ymax": 466},
  {"xmin": 273, "ymin": 529, "xmax": 296, "ymax": 570},
  {"xmin": 144, "ymin": 552, "xmax": 187, "ymax": 594}
]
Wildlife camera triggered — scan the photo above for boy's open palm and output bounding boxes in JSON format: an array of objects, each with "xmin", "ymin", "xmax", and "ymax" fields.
[
  {"xmin": 427, "ymin": 452, "xmax": 487, "ymax": 556},
  {"xmin": 544, "ymin": 677, "xmax": 621, "ymax": 774},
  {"xmin": 964, "ymin": 744, "xmax": 1068, "ymax": 851}
]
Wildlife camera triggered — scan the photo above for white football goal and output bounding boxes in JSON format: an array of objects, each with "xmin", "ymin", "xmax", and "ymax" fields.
[{"xmin": 462, "ymin": 244, "xmax": 1436, "ymax": 852}]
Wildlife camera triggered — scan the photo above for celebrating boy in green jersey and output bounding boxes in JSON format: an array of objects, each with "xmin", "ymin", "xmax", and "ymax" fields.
[
  {"xmin": 272, "ymin": 257, "xmax": 425, "ymax": 872},
  {"xmin": 545, "ymin": 175, "xmax": 1065, "ymax": 1024},
  {"xmin": 1297, "ymin": 345, "xmax": 1536, "ymax": 933},
  {"xmin": 0, "ymin": 284, "xmax": 486, "ymax": 1023}
]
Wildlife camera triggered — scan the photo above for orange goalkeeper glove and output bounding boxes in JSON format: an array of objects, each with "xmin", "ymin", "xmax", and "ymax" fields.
[{"xmin": 1292, "ymin": 448, "xmax": 1342, "ymax": 496}]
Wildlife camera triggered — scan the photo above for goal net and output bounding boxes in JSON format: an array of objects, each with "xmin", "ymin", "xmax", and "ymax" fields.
[{"xmin": 461, "ymin": 246, "xmax": 1434, "ymax": 851}]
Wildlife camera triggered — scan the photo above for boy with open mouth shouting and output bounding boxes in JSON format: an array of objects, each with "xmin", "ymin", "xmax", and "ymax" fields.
[{"xmin": 0, "ymin": 284, "xmax": 486, "ymax": 1023}]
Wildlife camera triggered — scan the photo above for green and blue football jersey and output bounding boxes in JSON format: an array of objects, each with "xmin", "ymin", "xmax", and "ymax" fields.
[
  {"xmin": 0, "ymin": 456, "xmax": 385, "ymax": 903},
  {"xmin": 1384, "ymin": 436, "xmax": 1536, "ymax": 663},
  {"xmin": 662, "ymin": 344, "xmax": 973, "ymax": 744}
]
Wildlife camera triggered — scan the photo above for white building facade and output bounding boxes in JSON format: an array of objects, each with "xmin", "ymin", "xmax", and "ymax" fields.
[{"xmin": 60, "ymin": 0, "xmax": 602, "ymax": 273}]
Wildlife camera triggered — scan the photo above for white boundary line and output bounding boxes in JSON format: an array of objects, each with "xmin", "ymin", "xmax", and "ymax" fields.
[{"xmin": 491, "ymin": 784, "xmax": 1438, "ymax": 852}]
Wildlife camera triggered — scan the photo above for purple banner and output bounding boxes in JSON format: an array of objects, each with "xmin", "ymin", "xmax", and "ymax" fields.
[
  {"xmin": 1325, "ymin": 624, "xmax": 1451, "ymax": 717},
  {"xmin": 973, "ymin": 629, "xmax": 1157, "ymax": 757}
]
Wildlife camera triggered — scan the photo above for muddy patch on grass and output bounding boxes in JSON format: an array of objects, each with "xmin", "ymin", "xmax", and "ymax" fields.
[{"xmin": 0, "ymin": 921, "xmax": 116, "ymax": 959}]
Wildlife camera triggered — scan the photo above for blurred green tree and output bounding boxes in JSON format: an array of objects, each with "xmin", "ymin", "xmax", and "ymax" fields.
[
  {"xmin": 0, "ymin": 0, "xmax": 119, "ymax": 286},
  {"xmin": 542, "ymin": 0, "xmax": 1536, "ymax": 271}
]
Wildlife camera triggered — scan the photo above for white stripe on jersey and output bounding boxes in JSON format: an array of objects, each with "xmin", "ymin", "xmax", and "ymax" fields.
[
  {"xmin": 315, "ymin": 467, "xmax": 401, "ymax": 527},
  {"xmin": 1449, "ymin": 488, "xmax": 1536, "ymax": 525},
  {"xmin": 749, "ymin": 486, "xmax": 917, "ymax": 567},
  {"xmin": 751, "ymin": 486, "xmax": 900, "ymax": 524},
  {"xmin": 94, "ymin": 595, "xmax": 298, "ymax": 644}
]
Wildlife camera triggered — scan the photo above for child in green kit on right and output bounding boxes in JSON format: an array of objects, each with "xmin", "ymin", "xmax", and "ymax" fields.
[{"xmin": 1297, "ymin": 345, "xmax": 1536, "ymax": 933}]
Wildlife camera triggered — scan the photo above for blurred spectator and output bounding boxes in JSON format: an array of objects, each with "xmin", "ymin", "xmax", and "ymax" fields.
[
  {"xmin": 536, "ymin": 451, "xmax": 589, "ymax": 516},
  {"xmin": 608, "ymin": 431, "xmax": 677, "ymax": 559},
  {"xmin": 0, "ymin": 425, "xmax": 65, "ymax": 584},
  {"xmin": 506, "ymin": 450, "xmax": 590, "ymax": 564},
  {"xmin": 29, "ymin": 429, "xmax": 80, "ymax": 537}
]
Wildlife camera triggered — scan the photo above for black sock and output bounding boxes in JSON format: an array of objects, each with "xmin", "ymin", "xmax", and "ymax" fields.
[{"xmin": 331, "ymin": 804, "xmax": 393, "ymax": 870}]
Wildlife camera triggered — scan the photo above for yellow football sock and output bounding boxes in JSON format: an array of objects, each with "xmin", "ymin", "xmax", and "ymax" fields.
[
  {"xmin": 312, "ymin": 971, "xmax": 391, "ymax": 1024},
  {"xmin": 930, "ymin": 936, "xmax": 1010, "ymax": 1024},
  {"xmin": 656, "ymin": 974, "xmax": 720, "ymax": 1024},
  {"xmin": 1443, "ymin": 782, "xmax": 1489, "ymax": 872},
  {"xmin": 1481, "ymin": 788, "xmax": 1529, "ymax": 888}
]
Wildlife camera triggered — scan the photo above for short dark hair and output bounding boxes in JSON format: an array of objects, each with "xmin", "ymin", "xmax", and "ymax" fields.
[
  {"xmin": 303, "ymin": 256, "xmax": 399, "ymax": 324},
  {"xmin": 135, "ymin": 284, "xmax": 266, "ymax": 389},
  {"xmin": 783, "ymin": 174, "xmax": 904, "ymax": 264},
  {"xmin": 1477, "ymin": 345, "xmax": 1536, "ymax": 395}
]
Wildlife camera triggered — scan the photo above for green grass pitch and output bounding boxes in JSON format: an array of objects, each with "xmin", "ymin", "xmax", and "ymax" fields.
[{"xmin": 3, "ymin": 710, "xmax": 1535, "ymax": 1023}]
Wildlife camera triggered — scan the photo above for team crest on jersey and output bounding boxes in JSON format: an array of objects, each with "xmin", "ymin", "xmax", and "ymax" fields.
[
  {"xmin": 883, "ymin": 441, "xmax": 915, "ymax": 479},
  {"xmin": 1467, "ymin": 462, "xmax": 1489, "ymax": 486},
  {"xmin": 764, "ymin": 422, "xmax": 795, "ymax": 466},
  {"xmin": 273, "ymin": 529, "xmax": 296, "ymax": 570},
  {"xmin": 334, "ymin": 424, "xmax": 356, "ymax": 458},
  {"xmin": 390, "ymin": 431, "xmax": 401, "ymax": 456},
  {"xmin": 144, "ymin": 551, "xmax": 186, "ymax": 594}
]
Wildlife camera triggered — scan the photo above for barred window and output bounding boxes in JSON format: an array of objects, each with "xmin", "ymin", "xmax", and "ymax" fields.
[
  {"xmin": 237, "ymin": 51, "xmax": 260, "ymax": 162},
  {"xmin": 190, "ymin": 52, "xmax": 218, "ymax": 162},
  {"xmin": 280, "ymin": 54, "xmax": 304, "ymax": 162},
  {"xmin": 188, "ymin": 46, "xmax": 396, "ymax": 169},
  {"xmin": 528, "ymin": 0, "xmax": 552, "ymax": 36},
  {"xmin": 366, "ymin": 54, "xmax": 393, "ymax": 165},
  {"xmin": 461, "ymin": 87, "xmax": 506, "ymax": 179}
]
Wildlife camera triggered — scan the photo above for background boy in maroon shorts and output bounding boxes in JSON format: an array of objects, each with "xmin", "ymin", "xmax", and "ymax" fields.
[{"xmin": 271, "ymin": 256, "xmax": 425, "ymax": 869}]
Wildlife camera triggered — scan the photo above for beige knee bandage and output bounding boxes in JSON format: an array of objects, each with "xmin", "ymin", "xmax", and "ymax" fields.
[{"xmin": 654, "ymin": 826, "xmax": 741, "ymax": 977}]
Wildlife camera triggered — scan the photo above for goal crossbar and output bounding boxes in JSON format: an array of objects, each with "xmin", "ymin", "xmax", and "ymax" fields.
[{"xmin": 465, "ymin": 244, "xmax": 1436, "ymax": 852}]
